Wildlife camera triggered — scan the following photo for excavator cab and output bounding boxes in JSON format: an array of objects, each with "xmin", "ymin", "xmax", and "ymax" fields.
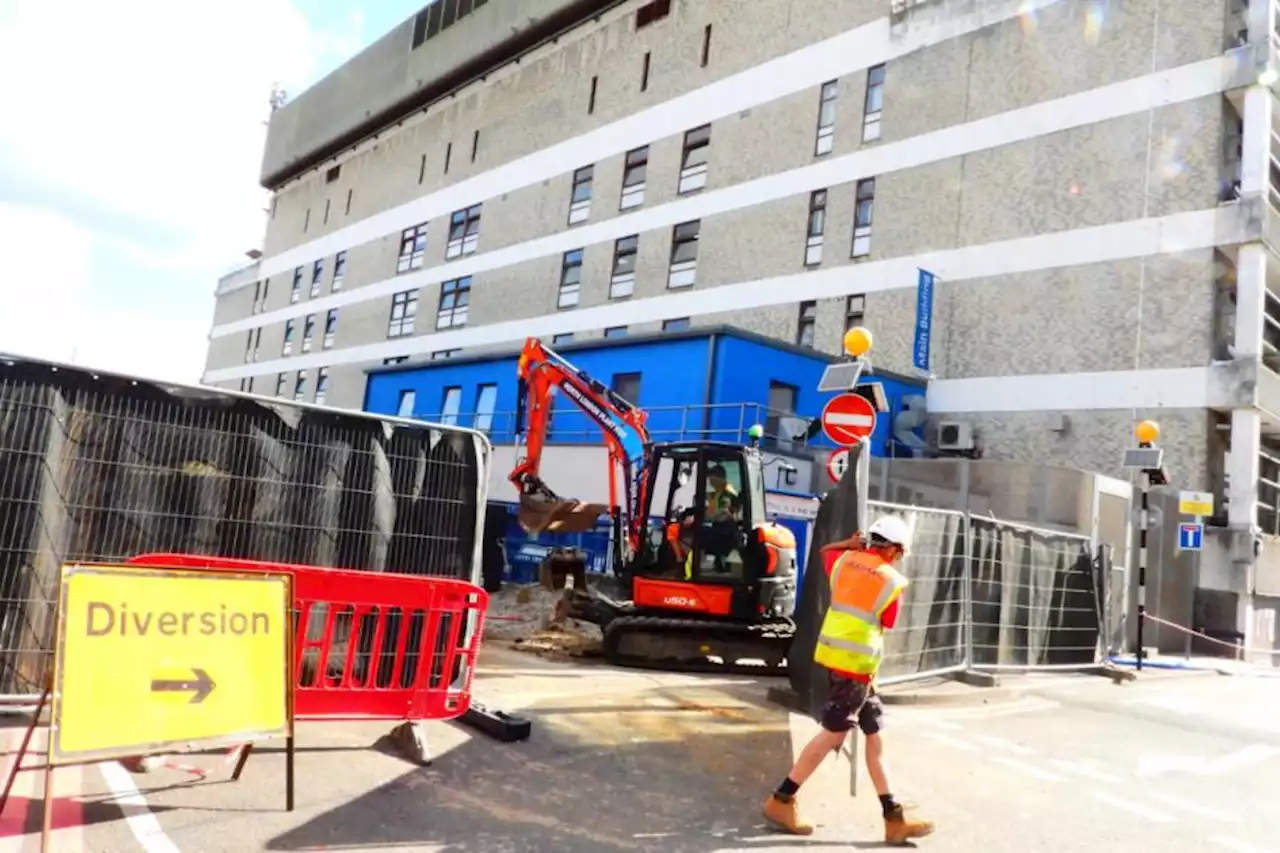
[{"xmin": 630, "ymin": 441, "xmax": 798, "ymax": 622}]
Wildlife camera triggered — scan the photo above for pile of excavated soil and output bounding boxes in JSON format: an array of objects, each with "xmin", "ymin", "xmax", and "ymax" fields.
[{"xmin": 483, "ymin": 583, "xmax": 603, "ymax": 659}]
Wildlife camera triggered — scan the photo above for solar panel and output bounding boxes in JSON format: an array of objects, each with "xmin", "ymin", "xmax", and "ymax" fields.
[
  {"xmin": 1122, "ymin": 448, "xmax": 1164, "ymax": 470},
  {"xmin": 818, "ymin": 361, "xmax": 865, "ymax": 393}
]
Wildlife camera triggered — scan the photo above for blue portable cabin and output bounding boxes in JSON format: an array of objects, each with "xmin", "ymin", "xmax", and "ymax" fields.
[{"xmin": 362, "ymin": 325, "xmax": 927, "ymax": 583}]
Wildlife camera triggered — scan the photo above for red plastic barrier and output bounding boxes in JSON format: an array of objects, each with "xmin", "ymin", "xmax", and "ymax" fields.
[{"xmin": 126, "ymin": 554, "xmax": 487, "ymax": 723}]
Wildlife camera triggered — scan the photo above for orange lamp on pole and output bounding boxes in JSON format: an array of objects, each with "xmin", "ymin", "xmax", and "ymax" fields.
[
  {"xmin": 843, "ymin": 326, "xmax": 873, "ymax": 358},
  {"xmin": 1135, "ymin": 420, "xmax": 1160, "ymax": 446}
]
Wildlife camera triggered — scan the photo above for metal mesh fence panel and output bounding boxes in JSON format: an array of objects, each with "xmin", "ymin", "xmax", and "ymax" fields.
[
  {"xmin": 872, "ymin": 501, "xmax": 967, "ymax": 685},
  {"xmin": 969, "ymin": 517, "xmax": 1100, "ymax": 669},
  {"xmin": 0, "ymin": 358, "xmax": 489, "ymax": 696}
]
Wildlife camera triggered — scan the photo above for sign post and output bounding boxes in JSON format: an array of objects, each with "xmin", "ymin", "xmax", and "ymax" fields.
[
  {"xmin": 1120, "ymin": 421, "xmax": 1166, "ymax": 673},
  {"xmin": 912, "ymin": 268, "xmax": 936, "ymax": 377},
  {"xmin": 32, "ymin": 563, "xmax": 293, "ymax": 851}
]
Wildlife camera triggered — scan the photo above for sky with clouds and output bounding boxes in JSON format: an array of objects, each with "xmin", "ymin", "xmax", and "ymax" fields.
[{"xmin": 0, "ymin": 0, "xmax": 425, "ymax": 383}]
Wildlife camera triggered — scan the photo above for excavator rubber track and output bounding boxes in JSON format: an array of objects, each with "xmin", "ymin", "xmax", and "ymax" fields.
[{"xmin": 601, "ymin": 615, "xmax": 794, "ymax": 676}]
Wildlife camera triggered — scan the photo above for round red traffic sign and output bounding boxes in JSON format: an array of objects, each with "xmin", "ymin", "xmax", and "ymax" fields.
[
  {"xmin": 826, "ymin": 448, "xmax": 850, "ymax": 483},
  {"xmin": 820, "ymin": 393, "xmax": 877, "ymax": 446}
]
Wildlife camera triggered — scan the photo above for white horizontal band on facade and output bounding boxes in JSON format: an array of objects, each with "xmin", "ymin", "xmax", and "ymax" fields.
[
  {"xmin": 213, "ymin": 51, "xmax": 1235, "ymax": 341},
  {"xmin": 927, "ymin": 366, "xmax": 1237, "ymax": 414},
  {"xmin": 203, "ymin": 203, "xmax": 1254, "ymax": 398},
  {"xmin": 255, "ymin": 0, "xmax": 1067, "ymax": 280}
]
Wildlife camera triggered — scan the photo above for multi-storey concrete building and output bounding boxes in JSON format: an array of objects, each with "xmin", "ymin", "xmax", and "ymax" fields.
[{"xmin": 202, "ymin": 0, "xmax": 1280, "ymax": 601}]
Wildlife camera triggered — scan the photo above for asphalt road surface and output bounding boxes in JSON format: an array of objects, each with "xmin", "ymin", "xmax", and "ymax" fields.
[{"xmin": 1, "ymin": 657, "xmax": 1278, "ymax": 852}]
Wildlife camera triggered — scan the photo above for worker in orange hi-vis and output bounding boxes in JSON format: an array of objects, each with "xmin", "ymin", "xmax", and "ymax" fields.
[{"xmin": 761, "ymin": 514, "xmax": 935, "ymax": 846}]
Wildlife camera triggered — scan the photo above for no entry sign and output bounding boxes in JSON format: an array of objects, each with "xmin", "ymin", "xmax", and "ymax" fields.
[{"xmin": 820, "ymin": 393, "xmax": 877, "ymax": 446}]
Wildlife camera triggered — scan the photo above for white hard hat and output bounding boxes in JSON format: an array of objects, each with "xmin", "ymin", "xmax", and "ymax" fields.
[{"xmin": 868, "ymin": 515, "xmax": 913, "ymax": 551}]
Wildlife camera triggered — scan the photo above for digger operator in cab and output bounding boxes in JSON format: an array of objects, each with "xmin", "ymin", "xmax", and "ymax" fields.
[{"xmin": 761, "ymin": 514, "xmax": 935, "ymax": 846}]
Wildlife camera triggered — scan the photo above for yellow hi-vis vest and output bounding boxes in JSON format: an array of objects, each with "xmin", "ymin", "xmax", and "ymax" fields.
[{"xmin": 813, "ymin": 550, "xmax": 908, "ymax": 677}]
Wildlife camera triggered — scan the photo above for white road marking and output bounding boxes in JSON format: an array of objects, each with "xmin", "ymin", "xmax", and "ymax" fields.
[
  {"xmin": 992, "ymin": 756, "xmax": 1065, "ymax": 782},
  {"xmin": 971, "ymin": 734, "xmax": 1035, "ymax": 755},
  {"xmin": 1089, "ymin": 791, "xmax": 1177, "ymax": 824},
  {"xmin": 920, "ymin": 731, "xmax": 978, "ymax": 752},
  {"xmin": 1210, "ymin": 837, "xmax": 1276, "ymax": 853},
  {"xmin": 1208, "ymin": 744, "xmax": 1280, "ymax": 775},
  {"xmin": 1144, "ymin": 791, "xmax": 1229, "ymax": 821},
  {"xmin": 98, "ymin": 761, "xmax": 181, "ymax": 853},
  {"xmin": 1047, "ymin": 758, "xmax": 1125, "ymax": 784},
  {"xmin": 0, "ymin": 727, "xmax": 35, "ymax": 853}
]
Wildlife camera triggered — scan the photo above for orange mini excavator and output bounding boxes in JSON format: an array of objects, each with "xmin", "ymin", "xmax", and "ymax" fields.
[{"xmin": 509, "ymin": 336, "xmax": 799, "ymax": 675}]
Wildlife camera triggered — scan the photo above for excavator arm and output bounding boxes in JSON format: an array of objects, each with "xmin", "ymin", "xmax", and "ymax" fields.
[{"xmin": 509, "ymin": 338, "xmax": 651, "ymax": 558}]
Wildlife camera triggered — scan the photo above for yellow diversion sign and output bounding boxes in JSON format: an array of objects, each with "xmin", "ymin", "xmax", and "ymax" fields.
[{"xmin": 52, "ymin": 563, "xmax": 291, "ymax": 763}]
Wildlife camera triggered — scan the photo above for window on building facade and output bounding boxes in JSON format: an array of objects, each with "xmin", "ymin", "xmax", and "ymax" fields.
[
  {"xmin": 845, "ymin": 294, "xmax": 866, "ymax": 330},
  {"xmin": 290, "ymin": 266, "xmax": 303, "ymax": 302},
  {"xmin": 397, "ymin": 223, "xmax": 428, "ymax": 273},
  {"xmin": 668, "ymin": 220, "xmax": 700, "ymax": 288},
  {"xmin": 852, "ymin": 178, "xmax": 875, "ymax": 258},
  {"xmin": 620, "ymin": 146, "xmax": 648, "ymax": 210},
  {"xmin": 293, "ymin": 370, "xmax": 307, "ymax": 402},
  {"xmin": 431, "ymin": 349, "xmax": 462, "ymax": 360},
  {"xmin": 437, "ymin": 277, "xmax": 471, "ymax": 329},
  {"xmin": 863, "ymin": 64, "xmax": 885, "ymax": 142},
  {"xmin": 314, "ymin": 367, "xmax": 329, "ymax": 405},
  {"xmin": 282, "ymin": 319, "xmax": 295, "ymax": 355},
  {"xmin": 446, "ymin": 205, "xmax": 482, "ymax": 259},
  {"xmin": 678, "ymin": 125, "xmax": 711, "ymax": 194},
  {"xmin": 308, "ymin": 260, "xmax": 323, "ymax": 297},
  {"xmin": 604, "ymin": 326, "xmax": 629, "ymax": 339},
  {"xmin": 640, "ymin": 51, "xmax": 651, "ymax": 92},
  {"xmin": 388, "ymin": 290, "xmax": 418, "ymax": 337},
  {"xmin": 796, "ymin": 300, "xmax": 817, "ymax": 348},
  {"xmin": 397, "ymin": 389, "xmax": 416, "ymax": 417},
  {"xmin": 332, "ymin": 251, "xmax": 347, "ymax": 290},
  {"xmin": 440, "ymin": 386, "xmax": 462, "ymax": 425},
  {"xmin": 474, "ymin": 384, "xmax": 498, "ymax": 433},
  {"xmin": 559, "ymin": 249, "xmax": 584, "ymax": 308},
  {"xmin": 805, "ymin": 189, "xmax": 828, "ymax": 266},
  {"xmin": 636, "ymin": 0, "xmax": 670, "ymax": 29},
  {"xmin": 252, "ymin": 278, "xmax": 269, "ymax": 314},
  {"xmin": 301, "ymin": 314, "xmax": 316, "ymax": 352},
  {"xmin": 324, "ymin": 309, "xmax": 338, "ymax": 348},
  {"xmin": 663, "ymin": 317, "xmax": 690, "ymax": 331},
  {"xmin": 569, "ymin": 165, "xmax": 593, "ymax": 224},
  {"xmin": 815, "ymin": 80, "xmax": 838, "ymax": 156},
  {"xmin": 610, "ymin": 235, "xmax": 638, "ymax": 299},
  {"xmin": 611, "ymin": 372, "xmax": 642, "ymax": 403},
  {"xmin": 552, "ymin": 333, "xmax": 575, "ymax": 346},
  {"xmin": 275, "ymin": 373, "xmax": 287, "ymax": 396},
  {"xmin": 701, "ymin": 24, "xmax": 712, "ymax": 67},
  {"xmin": 384, "ymin": 356, "xmax": 409, "ymax": 366}
]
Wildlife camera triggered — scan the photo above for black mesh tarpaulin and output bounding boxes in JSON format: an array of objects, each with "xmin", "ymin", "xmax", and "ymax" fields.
[
  {"xmin": 788, "ymin": 443, "xmax": 1103, "ymax": 714},
  {"xmin": 969, "ymin": 518, "xmax": 1100, "ymax": 668},
  {"xmin": 0, "ymin": 357, "xmax": 488, "ymax": 694}
]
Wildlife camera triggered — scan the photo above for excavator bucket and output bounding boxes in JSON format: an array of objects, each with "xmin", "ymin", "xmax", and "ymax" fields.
[{"xmin": 517, "ymin": 493, "xmax": 610, "ymax": 534}]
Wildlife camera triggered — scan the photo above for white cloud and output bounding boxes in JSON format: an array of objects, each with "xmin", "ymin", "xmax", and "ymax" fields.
[
  {"xmin": 0, "ymin": 0, "xmax": 369, "ymax": 381},
  {"xmin": 0, "ymin": 203, "xmax": 95, "ymax": 364}
]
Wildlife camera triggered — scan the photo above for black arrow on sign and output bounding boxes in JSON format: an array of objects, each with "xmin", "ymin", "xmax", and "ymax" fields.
[{"xmin": 151, "ymin": 668, "xmax": 216, "ymax": 704}]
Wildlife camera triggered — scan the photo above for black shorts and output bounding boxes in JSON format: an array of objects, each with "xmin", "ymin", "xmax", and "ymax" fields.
[{"xmin": 819, "ymin": 672, "xmax": 885, "ymax": 735}]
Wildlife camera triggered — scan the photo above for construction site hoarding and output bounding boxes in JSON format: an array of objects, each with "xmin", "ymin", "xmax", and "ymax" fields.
[{"xmin": 0, "ymin": 355, "xmax": 491, "ymax": 696}]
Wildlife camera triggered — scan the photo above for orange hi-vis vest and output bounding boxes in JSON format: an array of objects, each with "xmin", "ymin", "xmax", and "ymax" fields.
[{"xmin": 813, "ymin": 550, "xmax": 908, "ymax": 677}]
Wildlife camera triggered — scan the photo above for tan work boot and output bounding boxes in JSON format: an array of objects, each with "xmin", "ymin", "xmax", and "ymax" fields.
[
  {"xmin": 762, "ymin": 793, "xmax": 815, "ymax": 835},
  {"xmin": 884, "ymin": 804, "xmax": 934, "ymax": 845}
]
